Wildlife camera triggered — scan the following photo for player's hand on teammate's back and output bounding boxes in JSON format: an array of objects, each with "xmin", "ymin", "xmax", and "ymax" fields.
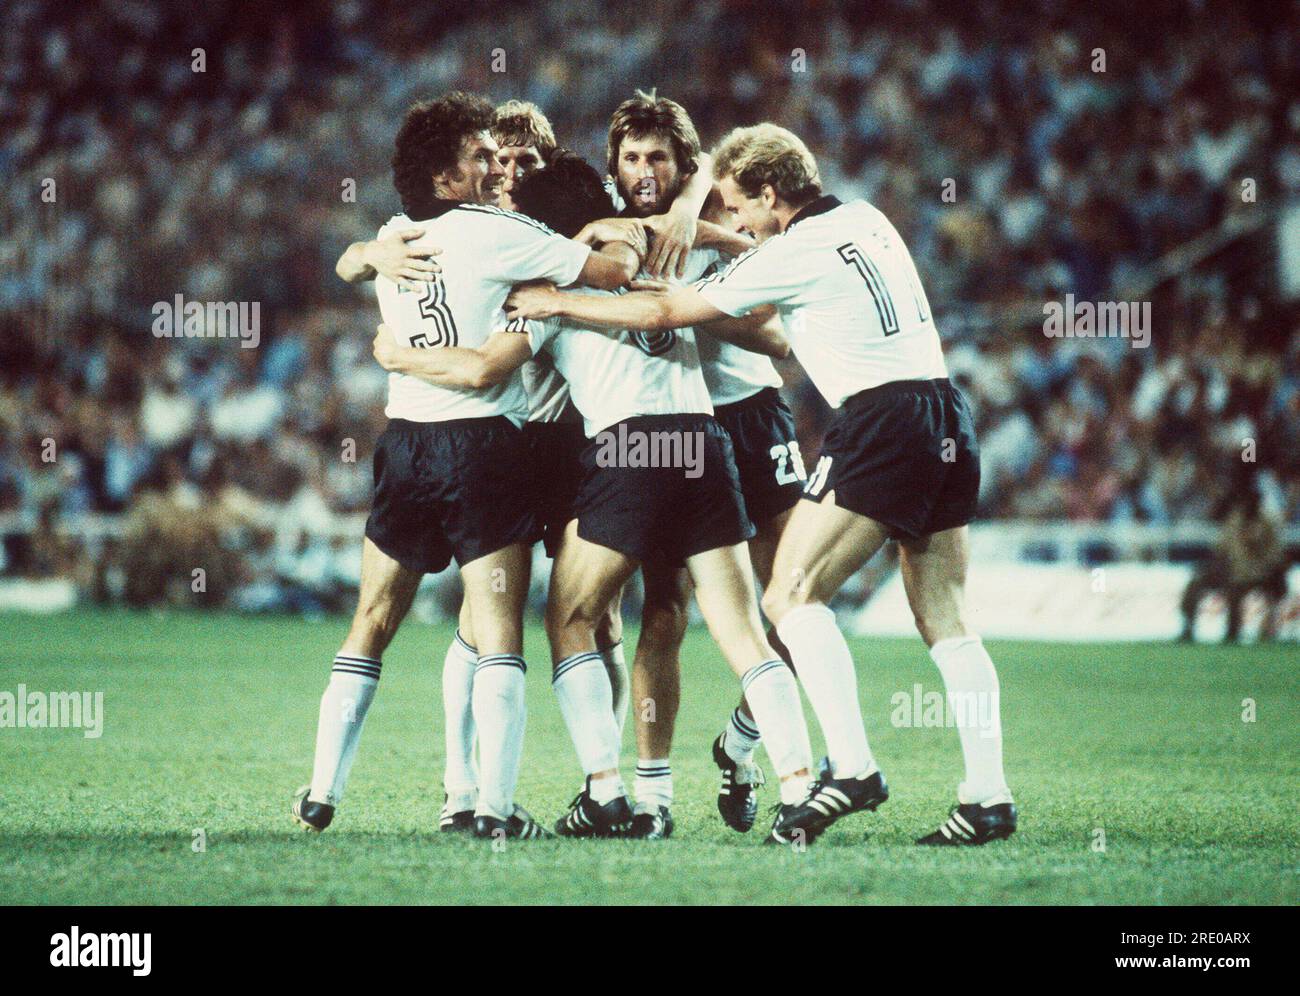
[
  {"xmin": 574, "ymin": 218, "xmax": 647, "ymax": 258},
  {"xmin": 643, "ymin": 210, "xmax": 696, "ymax": 279},
  {"xmin": 365, "ymin": 229, "xmax": 441, "ymax": 288},
  {"xmin": 505, "ymin": 282, "xmax": 560, "ymax": 320},
  {"xmin": 371, "ymin": 323, "xmax": 403, "ymax": 371}
]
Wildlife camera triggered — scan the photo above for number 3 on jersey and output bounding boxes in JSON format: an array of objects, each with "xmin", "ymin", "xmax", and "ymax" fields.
[
  {"xmin": 413, "ymin": 277, "xmax": 458, "ymax": 347},
  {"xmin": 770, "ymin": 440, "xmax": 807, "ymax": 485}
]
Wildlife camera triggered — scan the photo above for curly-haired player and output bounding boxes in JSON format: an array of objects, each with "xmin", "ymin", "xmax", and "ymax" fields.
[{"xmin": 294, "ymin": 92, "xmax": 640, "ymax": 841}]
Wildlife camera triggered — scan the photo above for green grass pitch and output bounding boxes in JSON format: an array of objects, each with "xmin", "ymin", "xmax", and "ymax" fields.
[{"xmin": 1, "ymin": 609, "xmax": 1295, "ymax": 905}]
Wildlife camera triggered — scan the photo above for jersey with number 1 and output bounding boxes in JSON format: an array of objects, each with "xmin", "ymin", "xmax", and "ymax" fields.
[
  {"xmin": 374, "ymin": 202, "xmax": 591, "ymax": 426},
  {"xmin": 695, "ymin": 196, "xmax": 946, "ymax": 408}
]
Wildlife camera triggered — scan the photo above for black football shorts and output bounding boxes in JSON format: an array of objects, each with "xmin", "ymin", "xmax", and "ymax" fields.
[
  {"xmin": 524, "ymin": 419, "xmax": 587, "ymax": 558},
  {"xmin": 713, "ymin": 386, "xmax": 806, "ymax": 527},
  {"xmin": 802, "ymin": 378, "xmax": 980, "ymax": 539},
  {"xmin": 574, "ymin": 413, "xmax": 754, "ymax": 564},
  {"xmin": 364, "ymin": 416, "xmax": 536, "ymax": 574}
]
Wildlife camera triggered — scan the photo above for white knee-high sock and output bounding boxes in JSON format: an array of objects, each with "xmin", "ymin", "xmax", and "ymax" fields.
[
  {"xmin": 741, "ymin": 659, "xmax": 814, "ymax": 803},
  {"xmin": 442, "ymin": 630, "xmax": 478, "ymax": 810},
  {"xmin": 929, "ymin": 635, "xmax": 1011, "ymax": 805},
  {"xmin": 553, "ymin": 651, "xmax": 622, "ymax": 776},
  {"xmin": 776, "ymin": 604, "xmax": 876, "ymax": 779},
  {"xmin": 309, "ymin": 654, "xmax": 381, "ymax": 806},
  {"xmin": 472, "ymin": 653, "xmax": 527, "ymax": 821},
  {"xmin": 723, "ymin": 706, "xmax": 762, "ymax": 764},
  {"xmin": 600, "ymin": 641, "xmax": 629, "ymax": 737}
]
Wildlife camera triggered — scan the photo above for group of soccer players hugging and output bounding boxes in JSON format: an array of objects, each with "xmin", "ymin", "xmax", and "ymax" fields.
[{"xmin": 291, "ymin": 87, "xmax": 1018, "ymax": 848}]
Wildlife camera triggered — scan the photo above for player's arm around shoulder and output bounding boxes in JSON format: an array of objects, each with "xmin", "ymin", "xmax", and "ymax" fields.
[
  {"xmin": 641, "ymin": 151, "xmax": 716, "ymax": 278},
  {"xmin": 335, "ymin": 229, "xmax": 442, "ymax": 286},
  {"xmin": 505, "ymin": 278, "xmax": 728, "ymax": 335},
  {"xmin": 692, "ymin": 220, "xmax": 754, "ymax": 259},
  {"xmin": 697, "ymin": 304, "xmax": 790, "ymax": 359},
  {"xmin": 577, "ymin": 237, "xmax": 643, "ymax": 290},
  {"xmin": 371, "ymin": 324, "xmax": 530, "ymax": 390}
]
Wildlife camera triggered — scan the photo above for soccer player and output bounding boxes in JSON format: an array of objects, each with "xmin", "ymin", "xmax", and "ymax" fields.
[
  {"xmin": 373, "ymin": 152, "xmax": 820, "ymax": 841},
  {"xmin": 408, "ymin": 92, "xmax": 733, "ymax": 840},
  {"xmin": 593, "ymin": 91, "xmax": 806, "ymax": 838},
  {"xmin": 505, "ymin": 123, "xmax": 1016, "ymax": 847},
  {"xmin": 337, "ymin": 94, "xmax": 751, "ymax": 838},
  {"xmin": 335, "ymin": 99, "xmax": 650, "ymax": 832},
  {"xmin": 336, "ymin": 100, "xmax": 642, "ymax": 832},
  {"xmin": 293, "ymin": 92, "xmax": 637, "ymax": 841}
]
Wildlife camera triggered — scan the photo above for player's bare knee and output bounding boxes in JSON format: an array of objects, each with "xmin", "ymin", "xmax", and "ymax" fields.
[
  {"xmin": 469, "ymin": 613, "xmax": 523, "ymax": 656},
  {"xmin": 761, "ymin": 577, "xmax": 810, "ymax": 624},
  {"xmin": 759, "ymin": 585, "xmax": 786, "ymax": 625},
  {"xmin": 546, "ymin": 593, "xmax": 602, "ymax": 646},
  {"xmin": 349, "ymin": 599, "xmax": 399, "ymax": 650}
]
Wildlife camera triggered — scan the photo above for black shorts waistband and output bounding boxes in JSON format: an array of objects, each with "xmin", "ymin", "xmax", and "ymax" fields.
[
  {"xmin": 843, "ymin": 378, "xmax": 952, "ymax": 408},
  {"xmin": 603, "ymin": 412, "xmax": 719, "ymax": 433},
  {"xmin": 386, "ymin": 414, "xmax": 520, "ymax": 433},
  {"xmin": 713, "ymin": 386, "xmax": 783, "ymax": 417},
  {"xmin": 524, "ymin": 418, "xmax": 586, "ymax": 437}
]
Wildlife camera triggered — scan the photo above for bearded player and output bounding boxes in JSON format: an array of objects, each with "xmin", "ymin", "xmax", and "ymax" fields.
[{"xmin": 506, "ymin": 124, "xmax": 1016, "ymax": 847}]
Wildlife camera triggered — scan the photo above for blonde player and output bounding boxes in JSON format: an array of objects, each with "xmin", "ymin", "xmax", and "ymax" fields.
[{"xmin": 505, "ymin": 124, "xmax": 1015, "ymax": 846}]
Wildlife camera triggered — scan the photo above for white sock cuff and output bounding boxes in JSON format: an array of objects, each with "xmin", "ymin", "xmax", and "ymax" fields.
[
  {"xmin": 454, "ymin": 629, "xmax": 478, "ymax": 655},
  {"xmin": 958, "ymin": 781, "xmax": 1013, "ymax": 806},
  {"xmin": 475, "ymin": 799, "xmax": 512, "ymax": 821},
  {"xmin": 553, "ymin": 650, "xmax": 602, "ymax": 684},
  {"xmin": 776, "ymin": 602, "xmax": 835, "ymax": 640},
  {"xmin": 741, "ymin": 659, "xmax": 789, "ymax": 695},
  {"xmin": 444, "ymin": 787, "xmax": 477, "ymax": 811},
  {"xmin": 635, "ymin": 760, "xmax": 673, "ymax": 809},
  {"xmin": 476, "ymin": 653, "xmax": 526, "ymax": 674},
  {"xmin": 729, "ymin": 707, "xmax": 761, "ymax": 742},
  {"xmin": 589, "ymin": 774, "xmax": 626, "ymax": 805},
  {"xmin": 332, "ymin": 654, "xmax": 381, "ymax": 682}
]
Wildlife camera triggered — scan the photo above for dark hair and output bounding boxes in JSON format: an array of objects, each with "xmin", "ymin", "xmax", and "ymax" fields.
[
  {"xmin": 391, "ymin": 91, "xmax": 495, "ymax": 219},
  {"xmin": 511, "ymin": 150, "xmax": 613, "ymax": 238}
]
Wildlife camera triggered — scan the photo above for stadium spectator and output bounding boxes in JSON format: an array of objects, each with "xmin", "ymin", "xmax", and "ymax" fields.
[
  {"xmin": 1179, "ymin": 487, "xmax": 1291, "ymax": 643},
  {"xmin": 1, "ymin": 0, "xmax": 1296, "ymax": 610}
]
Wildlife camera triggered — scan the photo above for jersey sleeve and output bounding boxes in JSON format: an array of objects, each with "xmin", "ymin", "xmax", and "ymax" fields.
[
  {"xmin": 489, "ymin": 315, "xmax": 554, "ymax": 357},
  {"xmin": 374, "ymin": 215, "xmax": 406, "ymax": 241},
  {"xmin": 524, "ymin": 317, "xmax": 560, "ymax": 356},
  {"xmin": 694, "ymin": 241, "xmax": 801, "ymax": 317},
  {"xmin": 480, "ymin": 212, "xmax": 592, "ymax": 287}
]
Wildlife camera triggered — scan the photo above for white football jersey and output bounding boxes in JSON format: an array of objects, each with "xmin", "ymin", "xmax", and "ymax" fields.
[
  {"xmin": 653, "ymin": 245, "xmax": 781, "ymax": 406},
  {"xmin": 696, "ymin": 196, "xmax": 947, "ymax": 408},
  {"xmin": 375, "ymin": 203, "xmax": 591, "ymax": 425},
  {"xmin": 694, "ymin": 256, "xmax": 783, "ymax": 405},
  {"xmin": 527, "ymin": 287, "xmax": 713, "ymax": 438},
  {"xmin": 521, "ymin": 352, "xmax": 579, "ymax": 424}
]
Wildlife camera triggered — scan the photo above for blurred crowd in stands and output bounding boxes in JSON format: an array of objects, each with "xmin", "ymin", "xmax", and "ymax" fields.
[{"xmin": 1, "ymin": 0, "xmax": 1297, "ymax": 611}]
